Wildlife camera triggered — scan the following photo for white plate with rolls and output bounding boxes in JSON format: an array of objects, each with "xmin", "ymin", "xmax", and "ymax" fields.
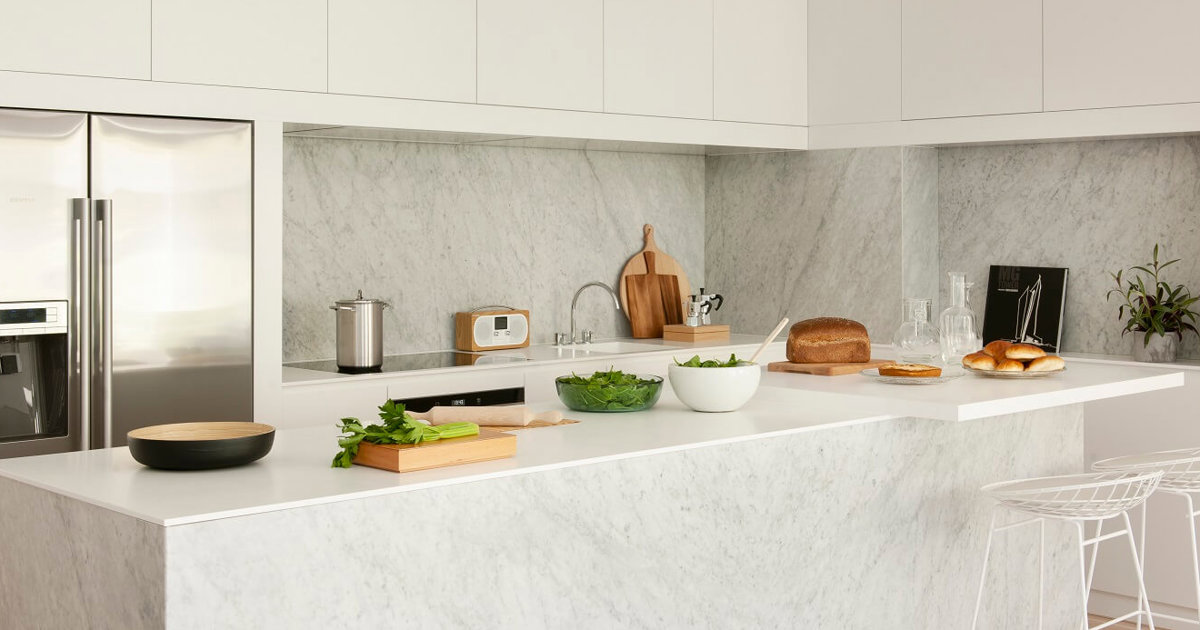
[{"xmin": 962, "ymin": 341, "xmax": 1066, "ymax": 378}]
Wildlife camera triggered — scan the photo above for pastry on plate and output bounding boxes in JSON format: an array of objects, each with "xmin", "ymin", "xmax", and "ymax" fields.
[
  {"xmin": 996, "ymin": 359, "xmax": 1026, "ymax": 372},
  {"xmin": 962, "ymin": 352, "xmax": 996, "ymax": 371},
  {"xmin": 878, "ymin": 363, "xmax": 943, "ymax": 378},
  {"xmin": 1006, "ymin": 344, "xmax": 1046, "ymax": 360},
  {"xmin": 982, "ymin": 340, "xmax": 1012, "ymax": 361},
  {"xmin": 1027, "ymin": 355, "xmax": 1066, "ymax": 372}
]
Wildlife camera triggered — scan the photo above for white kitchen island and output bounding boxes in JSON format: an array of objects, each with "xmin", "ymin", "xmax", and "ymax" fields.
[{"xmin": 0, "ymin": 355, "xmax": 1183, "ymax": 630}]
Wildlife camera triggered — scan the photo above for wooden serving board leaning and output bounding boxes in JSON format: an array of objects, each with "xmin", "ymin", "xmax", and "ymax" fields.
[
  {"xmin": 767, "ymin": 359, "xmax": 892, "ymax": 376},
  {"xmin": 353, "ymin": 429, "xmax": 517, "ymax": 473},
  {"xmin": 619, "ymin": 224, "xmax": 690, "ymax": 338}
]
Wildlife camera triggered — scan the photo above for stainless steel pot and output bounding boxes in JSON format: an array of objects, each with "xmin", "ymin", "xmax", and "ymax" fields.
[{"xmin": 330, "ymin": 290, "xmax": 389, "ymax": 372}]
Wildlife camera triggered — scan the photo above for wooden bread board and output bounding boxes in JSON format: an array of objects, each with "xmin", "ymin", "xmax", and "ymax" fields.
[
  {"xmin": 353, "ymin": 429, "xmax": 516, "ymax": 473},
  {"xmin": 767, "ymin": 358, "xmax": 892, "ymax": 376},
  {"xmin": 492, "ymin": 418, "xmax": 580, "ymax": 431}
]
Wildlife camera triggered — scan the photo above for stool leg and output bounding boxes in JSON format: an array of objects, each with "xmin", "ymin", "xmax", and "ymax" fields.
[
  {"xmin": 1076, "ymin": 521, "xmax": 1091, "ymax": 630},
  {"xmin": 1122, "ymin": 511, "xmax": 1156, "ymax": 630},
  {"xmin": 1138, "ymin": 501, "xmax": 1147, "ymax": 630},
  {"xmin": 1038, "ymin": 517, "xmax": 1045, "ymax": 630},
  {"xmin": 1085, "ymin": 519, "xmax": 1103, "ymax": 595},
  {"xmin": 1186, "ymin": 493, "xmax": 1200, "ymax": 626},
  {"xmin": 972, "ymin": 508, "xmax": 1000, "ymax": 630}
]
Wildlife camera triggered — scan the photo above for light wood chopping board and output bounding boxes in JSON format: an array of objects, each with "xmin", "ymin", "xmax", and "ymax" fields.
[
  {"xmin": 619, "ymin": 224, "xmax": 690, "ymax": 337},
  {"xmin": 767, "ymin": 359, "xmax": 892, "ymax": 376},
  {"xmin": 353, "ymin": 429, "xmax": 516, "ymax": 473}
]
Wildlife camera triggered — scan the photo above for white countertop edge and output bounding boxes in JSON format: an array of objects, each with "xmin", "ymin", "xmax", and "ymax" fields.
[
  {"xmin": 954, "ymin": 370, "xmax": 1185, "ymax": 421},
  {"xmin": 1, "ymin": 411, "xmax": 897, "ymax": 527}
]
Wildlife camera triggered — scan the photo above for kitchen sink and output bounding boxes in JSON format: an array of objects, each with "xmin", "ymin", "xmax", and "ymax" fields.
[{"xmin": 571, "ymin": 341, "xmax": 664, "ymax": 354}]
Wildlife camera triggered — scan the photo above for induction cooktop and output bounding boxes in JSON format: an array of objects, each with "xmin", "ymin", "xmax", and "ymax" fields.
[{"xmin": 285, "ymin": 350, "xmax": 527, "ymax": 375}]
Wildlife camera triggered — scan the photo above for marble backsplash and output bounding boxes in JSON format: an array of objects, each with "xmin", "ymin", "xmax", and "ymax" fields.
[
  {"xmin": 705, "ymin": 147, "xmax": 937, "ymax": 342},
  {"xmin": 939, "ymin": 136, "xmax": 1200, "ymax": 358},
  {"xmin": 283, "ymin": 138, "xmax": 704, "ymax": 361}
]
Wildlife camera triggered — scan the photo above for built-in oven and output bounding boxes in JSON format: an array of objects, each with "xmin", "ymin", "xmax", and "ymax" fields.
[{"xmin": 0, "ymin": 300, "xmax": 78, "ymax": 457}]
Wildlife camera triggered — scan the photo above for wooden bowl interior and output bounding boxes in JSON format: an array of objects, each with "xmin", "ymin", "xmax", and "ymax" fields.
[{"xmin": 127, "ymin": 422, "xmax": 274, "ymax": 442}]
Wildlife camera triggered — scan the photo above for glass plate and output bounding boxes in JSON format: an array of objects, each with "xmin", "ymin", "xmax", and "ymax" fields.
[
  {"xmin": 860, "ymin": 368, "xmax": 963, "ymax": 385},
  {"xmin": 964, "ymin": 365, "xmax": 1066, "ymax": 379}
]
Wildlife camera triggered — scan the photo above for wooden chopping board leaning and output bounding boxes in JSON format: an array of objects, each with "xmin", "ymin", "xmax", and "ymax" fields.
[{"xmin": 618, "ymin": 224, "xmax": 691, "ymax": 338}]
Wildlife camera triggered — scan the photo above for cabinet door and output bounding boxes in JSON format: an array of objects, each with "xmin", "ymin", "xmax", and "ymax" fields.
[
  {"xmin": 330, "ymin": 0, "xmax": 475, "ymax": 102},
  {"xmin": 901, "ymin": 0, "xmax": 1042, "ymax": 119},
  {"xmin": 153, "ymin": 0, "xmax": 326, "ymax": 92},
  {"xmin": 1045, "ymin": 0, "xmax": 1200, "ymax": 111},
  {"xmin": 478, "ymin": 0, "xmax": 602, "ymax": 111},
  {"xmin": 713, "ymin": 0, "xmax": 806, "ymax": 125},
  {"xmin": 604, "ymin": 0, "xmax": 713, "ymax": 119},
  {"xmin": 809, "ymin": 0, "xmax": 900, "ymax": 125},
  {"xmin": 0, "ymin": 0, "xmax": 149, "ymax": 78}
]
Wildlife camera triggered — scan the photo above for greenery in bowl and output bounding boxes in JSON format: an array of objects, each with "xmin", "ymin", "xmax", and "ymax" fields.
[
  {"xmin": 1107, "ymin": 244, "xmax": 1200, "ymax": 346},
  {"xmin": 672, "ymin": 354, "xmax": 748, "ymax": 368},
  {"xmin": 555, "ymin": 369, "xmax": 663, "ymax": 413}
]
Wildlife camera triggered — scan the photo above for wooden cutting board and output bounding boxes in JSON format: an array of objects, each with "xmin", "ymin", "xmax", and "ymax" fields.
[
  {"xmin": 767, "ymin": 359, "xmax": 892, "ymax": 376},
  {"xmin": 619, "ymin": 224, "xmax": 690, "ymax": 329},
  {"xmin": 353, "ymin": 429, "xmax": 516, "ymax": 473},
  {"xmin": 626, "ymin": 251, "xmax": 684, "ymax": 338}
]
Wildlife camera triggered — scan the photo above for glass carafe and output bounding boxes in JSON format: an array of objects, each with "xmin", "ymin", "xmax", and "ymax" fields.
[
  {"xmin": 892, "ymin": 298, "xmax": 941, "ymax": 364},
  {"xmin": 940, "ymin": 272, "xmax": 981, "ymax": 368}
]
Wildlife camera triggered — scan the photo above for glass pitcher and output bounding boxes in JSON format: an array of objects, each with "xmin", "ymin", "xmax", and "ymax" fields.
[
  {"xmin": 892, "ymin": 297, "xmax": 941, "ymax": 364},
  {"xmin": 940, "ymin": 271, "xmax": 981, "ymax": 368}
]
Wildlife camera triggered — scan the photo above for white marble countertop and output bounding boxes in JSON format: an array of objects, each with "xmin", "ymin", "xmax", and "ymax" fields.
[
  {"xmin": 0, "ymin": 359, "xmax": 1183, "ymax": 527},
  {"xmin": 281, "ymin": 334, "xmax": 771, "ymax": 385}
]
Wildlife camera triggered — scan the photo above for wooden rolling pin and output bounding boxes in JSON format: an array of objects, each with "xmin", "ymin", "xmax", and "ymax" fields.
[{"xmin": 408, "ymin": 406, "xmax": 563, "ymax": 427}]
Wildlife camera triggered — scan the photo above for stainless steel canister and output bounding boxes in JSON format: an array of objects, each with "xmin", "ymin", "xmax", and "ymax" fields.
[{"xmin": 330, "ymin": 290, "xmax": 389, "ymax": 372}]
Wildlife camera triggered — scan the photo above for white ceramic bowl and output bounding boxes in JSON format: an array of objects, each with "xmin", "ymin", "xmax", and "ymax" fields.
[{"xmin": 667, "ymin": 362, "xmax": 761, "ymax": 412}]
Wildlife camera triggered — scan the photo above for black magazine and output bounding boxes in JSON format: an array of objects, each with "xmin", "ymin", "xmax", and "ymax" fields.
[{"xmin": 981, "ymin": 265, "xmax": 1069, "ymax": 352}]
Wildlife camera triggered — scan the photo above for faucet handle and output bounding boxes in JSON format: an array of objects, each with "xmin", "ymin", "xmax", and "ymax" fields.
[{"xmin": 581, "ymin": 330, "xmax": 593, "ymax": 344}]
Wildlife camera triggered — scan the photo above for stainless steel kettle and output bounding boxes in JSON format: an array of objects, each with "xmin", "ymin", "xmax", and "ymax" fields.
[{"xmin": 330, "ymin": 290, "xmax": 390, "ymax": 373}]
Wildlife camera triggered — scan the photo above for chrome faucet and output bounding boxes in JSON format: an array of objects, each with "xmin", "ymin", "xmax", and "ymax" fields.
[{"xmin": 563, "ymin": 282, "xmax": 621, "ymax": 344}]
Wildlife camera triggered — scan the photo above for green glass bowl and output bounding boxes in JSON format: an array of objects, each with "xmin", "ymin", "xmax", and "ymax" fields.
[{"xmin": 554, "ymin": 374, "xmax": 664, "ymax": 413}]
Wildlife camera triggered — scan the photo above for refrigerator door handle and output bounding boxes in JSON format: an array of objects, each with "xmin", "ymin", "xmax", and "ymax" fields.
[
  {"xmin": 94, "ymin": 199, "xmax": 114, "ymax": 449},
  {"xmin": 72, "ymin": 198, "xmax": 91, "ymax": 451}
]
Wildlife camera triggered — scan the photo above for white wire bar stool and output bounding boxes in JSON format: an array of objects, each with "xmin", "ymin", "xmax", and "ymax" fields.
[
  {"xmin": 1094, "ymin": 447, "xmax": 1200, "ymax": 628},
  {"xmin": 971, "ymin": 470, "xmax": 1163, "ymax": 630}
]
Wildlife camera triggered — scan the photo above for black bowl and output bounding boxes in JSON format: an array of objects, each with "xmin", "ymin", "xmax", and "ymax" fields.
[{"xmin": 127, "ymin": 422, "xmax": 275, "ymax": 470}]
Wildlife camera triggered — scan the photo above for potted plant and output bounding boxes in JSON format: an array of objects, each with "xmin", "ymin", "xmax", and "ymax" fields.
[{"xmin": 1107, "ymin": 244, "xmax": 1200, "ymax": 362}]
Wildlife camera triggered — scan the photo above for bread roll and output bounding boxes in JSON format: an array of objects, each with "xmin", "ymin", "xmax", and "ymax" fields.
[
  {"xmin": 1006, "ymin": 344, "xmax": 1046, "ymax": 360},
  {"xmin": 786, "ymin": 317, "xmax": 871, "ymax": 364},
  {"xmin": 983, "ymin": 340, "xmax": 1012, "ymax": 361},
  {"xmin": 996, "ymin": 359, "xmax": 1026, "ymax": 372},
  {"xmin": 1026, "ymin": 355, "xmax": 1066, "ymax": 372},
  {"xmin": 962, "ymin": 352, "xmax": 996, "ymax": 371},
  {"xmin": 878, "ymin": 363, "xmax": 942, "ymax": 377}
]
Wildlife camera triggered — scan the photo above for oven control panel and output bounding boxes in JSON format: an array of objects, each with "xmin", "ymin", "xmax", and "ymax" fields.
[{"xmin": 0, "ymin": 300, "xmax": 68, "ymax": 336}]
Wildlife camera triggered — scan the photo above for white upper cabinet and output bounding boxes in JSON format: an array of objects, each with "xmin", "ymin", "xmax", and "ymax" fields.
[
  {"xmin": 713, "ymin": 0, "xmax": 806, "ymax": 126},
  {"xmin": 478, "ymin": 0, "xmax": 602, "ymax": 111},
  {"xmin": 153, "ymin": 0, "xmax": 327, "ymax": 92},
  {"xmin": 0, "ymin": 0, "xmax": 150, "ymax": 79},
  {"xmin": 330, "ymin": 0, "xmax": 475, "ymax": 103},
  {"xmin": 808, "ymin": 0, "xmax": 900, "ymax": 125},
  {"xmin": 901, "ymin": 0, "xmax": 1042, "ymax": 119},
  {"xmin": 1045, "ymin": 0, "xmax": 1200, "ymax": 111},
  {"xmin": 604, "ymin": 0, "xmax": 713, "ymax": 120}
]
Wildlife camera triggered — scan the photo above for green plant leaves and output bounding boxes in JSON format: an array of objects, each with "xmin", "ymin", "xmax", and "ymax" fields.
[{"xmin": 1109, "ymin": 244, "xmax": 1200, "ymax": 346}]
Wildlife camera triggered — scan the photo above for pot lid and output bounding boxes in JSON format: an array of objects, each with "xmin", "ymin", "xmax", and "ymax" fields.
[{"xmin": 334, "ymin": 289, "xmax": 386, "ymax": 305}]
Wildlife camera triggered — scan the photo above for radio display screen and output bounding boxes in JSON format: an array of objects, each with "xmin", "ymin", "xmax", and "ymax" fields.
[
  {"xmin": 0, "ymin": 308, "xmax": 45, "ymax": 325},
  {"xmin": 495, "ymin": 316, "xmax": 508, "ymax": 330}
]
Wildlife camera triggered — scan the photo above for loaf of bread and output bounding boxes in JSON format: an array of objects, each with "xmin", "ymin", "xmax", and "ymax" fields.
[{"xmin": 786, "ymin": 317, "xmax": 871, "ymax": 364}]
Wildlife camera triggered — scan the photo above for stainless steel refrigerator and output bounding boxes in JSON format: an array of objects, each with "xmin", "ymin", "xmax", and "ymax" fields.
[{"xmin": 0, "ymin": 108, "xmax": 252, "ymax": 457}]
